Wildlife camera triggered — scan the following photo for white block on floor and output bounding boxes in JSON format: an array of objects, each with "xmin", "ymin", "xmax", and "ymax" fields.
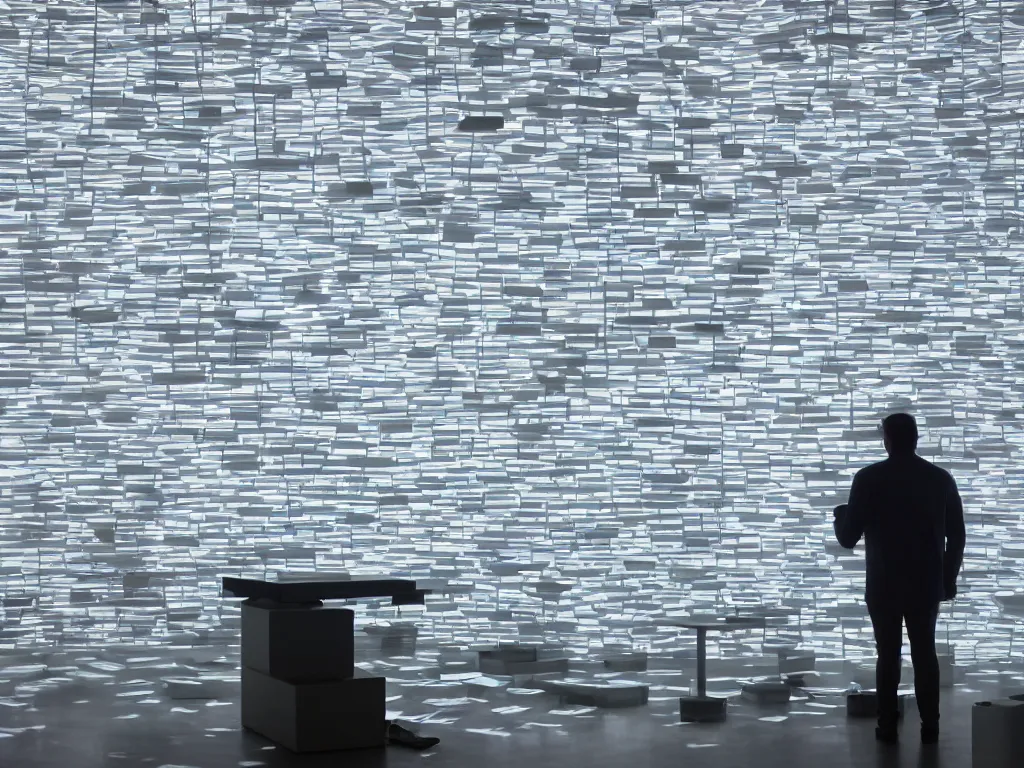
[
  {"xmin": 603, "ymin": 651, "xmax": 648, "ymax": 672},
  {"xmin": 742, "ymin": 681, "xmax": 791, "ymax": 705},
  {"xmin": 972, "ymin": 697, "xmax": 1024, "ymax": 768},
  {"xmin": 537, "ymin": 678, "xmax": 649, "ymax": 708},
  {"xmin": 849, "ymin": 662, "xmax": 876, "ymax": 688},
  {"xmin": 365, "ymin": 623, "xmax": 419, "ymax": 656},
  {"xmin": 846, "ymin": 690, "xmax": 911, "ymax": 719},
  {"xmin": 241, "ymin": 667, "xmax": 385, "ymax": 753},
  {"xmin": 479, "ymin": 657, "xmax": 569, "ymax": 676},
  {"xmin": 938, "ymin": 653, "xmax": 956, "ymax": 688},
  {"xmin": 779, "ymin": 650, "xmax": 816, "ymax": 681},
  {"xmin": 241, "ymin": 601, "xmax": 353, "ymax": 682}
]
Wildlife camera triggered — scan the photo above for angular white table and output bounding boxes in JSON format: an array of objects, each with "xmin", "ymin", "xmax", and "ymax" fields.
[
  {"xmin": 659, "ymin": 615, "xmax": 765, "ymax": 722},
  {"xmin": 221, "ymin": 574, "xmax": 427, "ymax": 752}
]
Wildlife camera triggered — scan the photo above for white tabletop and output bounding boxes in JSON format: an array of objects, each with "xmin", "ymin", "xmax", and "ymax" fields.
[{"xmin": 659, "ymin": 615, "xmax": 765, "ymax": 630}]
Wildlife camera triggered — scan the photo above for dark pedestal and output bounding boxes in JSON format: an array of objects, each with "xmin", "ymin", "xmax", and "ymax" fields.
[
  {"xmin": 679, "ymin": 695, "xmax": 728, "ymax": 723},
  {"xmin": 242, "ymin": 668, "xmax": 385, "ymax": 752}
]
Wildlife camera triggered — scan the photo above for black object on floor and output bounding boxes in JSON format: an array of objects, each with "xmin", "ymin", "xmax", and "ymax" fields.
[{"xmin": 387, "ymin": 724, "xmax": 440, "ymax": 750}]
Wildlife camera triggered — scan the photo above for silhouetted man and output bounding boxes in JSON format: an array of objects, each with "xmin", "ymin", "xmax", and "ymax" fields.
[{"xmin": 833, "ymin": 413, "xmax": 965, "ymax": 746}]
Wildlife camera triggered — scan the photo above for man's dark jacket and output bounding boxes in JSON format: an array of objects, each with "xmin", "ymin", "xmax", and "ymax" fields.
[{"xmin": 834, "ymin": 453, "xmax": 966, "ymax": 606}]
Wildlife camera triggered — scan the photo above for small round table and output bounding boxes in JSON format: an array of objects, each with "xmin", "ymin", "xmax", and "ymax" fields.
[{"xmin": 659, "ymin": 615, "xmax": 765, "ymax": 723}]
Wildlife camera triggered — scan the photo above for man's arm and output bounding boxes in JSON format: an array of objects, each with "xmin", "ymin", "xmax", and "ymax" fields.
[
  {"xmin": 834, "ymin": 471, "xmax": 867, "ymax": 549},
  {"xmin": 942, "ymin": 475, "xmax": 966, "ymax": 599}
]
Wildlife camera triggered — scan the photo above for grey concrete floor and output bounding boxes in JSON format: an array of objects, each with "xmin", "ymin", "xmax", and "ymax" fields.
[{"xmin": 1, "ymin": 650, "xmax": 1021, "ymax": 768}]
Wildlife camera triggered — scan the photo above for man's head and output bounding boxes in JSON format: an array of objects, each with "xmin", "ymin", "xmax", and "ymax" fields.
[{"xmin": 881, "ymin": 413, "xmax": 918, "ymax": 456}]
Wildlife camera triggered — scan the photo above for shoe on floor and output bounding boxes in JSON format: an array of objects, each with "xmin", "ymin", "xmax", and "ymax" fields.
[
  {"xmin": 921, "ymin": 726, "xmax": 939, "ymax": 745},
  {"xmin": 875, "ymin": 726, "xmax": 899, "ymax": 744},
  {"xmin": 387, "ymin": 724, "xmax": 440, "ymax": 750}
]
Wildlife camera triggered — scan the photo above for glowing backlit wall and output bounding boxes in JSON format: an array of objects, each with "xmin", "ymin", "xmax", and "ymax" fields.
[{"xmin": 1, "ymin": 0, "xmax": 1023, "ymax": 658}]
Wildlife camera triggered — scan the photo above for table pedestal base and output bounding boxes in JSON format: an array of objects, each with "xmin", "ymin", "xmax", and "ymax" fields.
[{"xmin": 679, "ymin": 695, "xmax": 728, "ymax": 723}]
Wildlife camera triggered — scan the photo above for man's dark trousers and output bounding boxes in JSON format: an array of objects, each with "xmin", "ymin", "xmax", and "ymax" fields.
[{"xmin": 868, "ymin": 599, "xmax": 940, "ymax": 731}]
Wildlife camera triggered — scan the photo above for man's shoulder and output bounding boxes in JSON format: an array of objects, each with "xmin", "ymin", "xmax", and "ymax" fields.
[
  {"xmin": 851, "ymin": 462, "xmax": 884, "ymax": 489},
  {"xmin": 914, "ymin": 455, "xmax": 954, "ymax": 478},
  {"xmin": 926, "ymin": 460, "xmax": 956, "ymax": 485},
  {"xmin": 855, "ymin": 461, "xmax": 886, "ymax": 478},
  {"xmin": 856, "ymin": 457, "xmax": 951, "ymax": 480}
]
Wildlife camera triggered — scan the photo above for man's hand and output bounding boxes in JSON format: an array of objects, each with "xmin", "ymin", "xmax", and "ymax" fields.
[{"xmin": 832, "ymin": 503, "xmax": 861, "ymax": 550}]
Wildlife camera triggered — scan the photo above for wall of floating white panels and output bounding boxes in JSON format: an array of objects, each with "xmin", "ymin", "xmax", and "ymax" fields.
[{"xmin": 0, "ymin": 0, "xmax": 1023, "ymax": 658}]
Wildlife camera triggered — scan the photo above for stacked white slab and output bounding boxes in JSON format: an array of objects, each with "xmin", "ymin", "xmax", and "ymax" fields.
[
  {"xmin": 778, "ymin": 649, "xmax": 816, "ymax": 681},
  {"xmin": 477, "ymin": 644, "xmax": 570, "ymax": 676},
  {"xmin": 240, "ymin": 601, "xmax": 386, "ymax": 752},
  {"xmin": 972, "ymin": 697, "xmax": 1024, "ymax": 768},
  {"xmin": 364, "ymin": 622, "xmax": 419, "ymax": 656}
]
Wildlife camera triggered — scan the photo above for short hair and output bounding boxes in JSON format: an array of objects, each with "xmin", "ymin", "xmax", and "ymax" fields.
[{"xmin": 882, "ymin": 413, "xmax": 918, "ymax": 454}]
